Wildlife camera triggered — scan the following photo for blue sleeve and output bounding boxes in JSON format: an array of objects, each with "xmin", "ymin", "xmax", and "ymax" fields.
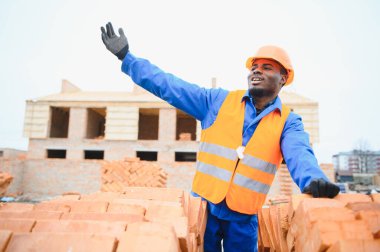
[
  {"xmin": 280, "ymin": 112, "xmax": 329, "ymax": 191},
  {"xmin": 121, "ymin": 53, "xmax": 227, "ymax": 122}
]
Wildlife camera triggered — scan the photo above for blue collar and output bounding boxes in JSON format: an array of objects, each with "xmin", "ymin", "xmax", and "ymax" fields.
[{"xmin": 241, "ymin": 90, "xmax": 283, "ymax": 114}]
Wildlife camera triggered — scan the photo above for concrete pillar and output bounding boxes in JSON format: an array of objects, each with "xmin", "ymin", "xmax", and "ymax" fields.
[
  {"xmin": 158, "ymin": 151, "xmax": 175, "ymax": 162},
  {"xmin": 68, "ymin": 107, "xmax": 87, "ymax": 139},
  {"xmin": 158, "ymin": 108, "xmax": 176, "ymax": 142},
  {"xmin": 158, "ymin": 108, "xmax": 176, "ymax": 162},
  {"xmin": 67, "ymin": 107, "xmax": 87, "ymax": 159}
]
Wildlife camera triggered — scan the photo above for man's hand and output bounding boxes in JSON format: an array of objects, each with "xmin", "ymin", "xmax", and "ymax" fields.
[
  {"xmin": 101, "ymin": 22, "xmax": 129, "ymax": 60},
  {"xmin": 302, "ymin": 178, "xmax": 340, "ymax": 198}
]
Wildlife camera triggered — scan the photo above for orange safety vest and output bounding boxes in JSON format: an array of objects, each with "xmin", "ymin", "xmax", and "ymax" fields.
[{"xmin": 192, "ymin": 90, "xmax": 291, "ymax": 214}]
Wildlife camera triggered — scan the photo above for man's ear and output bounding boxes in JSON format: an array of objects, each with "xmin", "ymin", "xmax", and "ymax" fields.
[{"xmin": 280, "ymin": 74, "xmax": 288, "ymax": 86}]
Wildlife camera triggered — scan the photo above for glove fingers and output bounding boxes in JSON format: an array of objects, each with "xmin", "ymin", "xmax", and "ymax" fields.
[
  {"xmin": 311, "ymin": 180, "xmax": 319, "ymax": 198},
  {"xmin": 101, "ymin": 27, "xmax": 107, "ymax": 39},
  {"xmin": 319, "ymin": 180, "xmax": 328, "ymax": 197},
  {"xmin": 119, "ymin": 28, "xmax": 125, "ymax": 38},
  {"xmin": 108, "ymin": 22, "xmax": 115, "ymax": 36},
  {"xmin": 327, "ymin": 184, "xmax": 340, "ymax": 198},
  {"xmin": 106, "ymin": 23, "xmax": 112, "ymax": 38},
  {"xmin": 101, "ymin": 32, "xmax": 107, "ymax": 44}
]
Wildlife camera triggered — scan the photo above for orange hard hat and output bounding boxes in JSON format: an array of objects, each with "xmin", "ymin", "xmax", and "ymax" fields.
[{"xmin": 246, "ymin": 45, "xmax": 294, "ymax": 85}]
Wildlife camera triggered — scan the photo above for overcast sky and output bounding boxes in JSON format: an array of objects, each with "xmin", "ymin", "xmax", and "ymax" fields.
[{"xmin": 1, "ymin": 0, "xmax": 379, "ymax": 163}]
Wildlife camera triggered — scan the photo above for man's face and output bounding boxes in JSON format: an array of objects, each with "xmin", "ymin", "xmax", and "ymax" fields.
[{"xmin": 247, "ymin": 58, "xmax": 287, "ymax": 99}]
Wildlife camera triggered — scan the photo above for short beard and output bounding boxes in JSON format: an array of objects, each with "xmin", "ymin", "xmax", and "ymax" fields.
[{"xmin": 249, "ymin": 87, "xmax": 272, "ymax": 99}]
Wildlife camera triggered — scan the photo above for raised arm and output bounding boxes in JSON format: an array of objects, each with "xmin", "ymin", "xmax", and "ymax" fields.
[
  {"xmin": 100, "ymin": 22, "xmax": 226, "ymax": 121},
  {"xmin": 280, "ymin": 113, "xmax": 340, "ymax": 198}
]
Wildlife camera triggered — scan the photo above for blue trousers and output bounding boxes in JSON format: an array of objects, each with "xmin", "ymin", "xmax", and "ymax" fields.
[{"xmin": 204, "ymin": 208, "xmax": 258, "ymax": 252}]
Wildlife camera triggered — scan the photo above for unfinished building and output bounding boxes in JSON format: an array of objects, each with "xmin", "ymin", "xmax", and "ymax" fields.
[
  {"xmin": 0, "ymin": 79, "xmax": 324, "ymax": 198},
  {"xmin": 23, "ymin": 80, "xmax": 319, "ymax": 162},
  {"xmin": 23, "ymin": 80, "xmax": 200, "ymax": 163}
]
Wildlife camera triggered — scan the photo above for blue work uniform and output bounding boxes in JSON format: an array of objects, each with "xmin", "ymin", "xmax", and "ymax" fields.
[{"xmin": 121, "ymin": 53, "xmax": 329, "ymax": 252}]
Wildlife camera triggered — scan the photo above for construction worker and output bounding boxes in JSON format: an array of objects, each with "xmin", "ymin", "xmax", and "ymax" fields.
[{"xmin": 101, "ymin": 22, "xmax": 340, "ymax": 252}]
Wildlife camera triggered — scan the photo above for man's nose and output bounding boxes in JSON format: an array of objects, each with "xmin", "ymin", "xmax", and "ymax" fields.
[{"xmin": 253, "ymin": 68, "xmax": 262, "ymax": 74}]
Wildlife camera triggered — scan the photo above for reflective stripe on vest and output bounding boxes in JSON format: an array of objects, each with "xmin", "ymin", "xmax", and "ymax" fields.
[
  {"xmin": 241, "ymin": 154, "xmax": 277, "ymax": 174},
  {"xmin": 196, "ymin": 161, "xmax": 232, "ymax": 182},
  {"xmin": 233, "ymin": 173, "xmax": 271, "ymax": 194},
  {"xmin": 199, "ymin": 142, "xmax": 238, "ymax": 161}
]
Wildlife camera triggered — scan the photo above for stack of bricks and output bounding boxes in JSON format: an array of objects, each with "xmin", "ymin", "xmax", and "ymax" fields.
[
  {"xmin": 0, "ymin": 187, "xmax": 207, "ymax": 252},
  {"xmin": 0, "ymin": 172, "xmax": 13, "ymax": 197},
  {"xmin": 101, "ymin": 158, "xmax": 168, "ymax": 191},
  {"xmin": 277, "ymin": 165, "xmax": 295, "ymax": 196},
  {"xmin": 259, "ymin": 193, "xmax": 380, "ymax": 251}
]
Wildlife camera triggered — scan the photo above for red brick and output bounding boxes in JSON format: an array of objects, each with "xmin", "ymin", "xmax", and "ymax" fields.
[
  {"xmin": 80, "ymin": 192, "xmax": 125, "ymax": 201},
  {"xmin": 149, "ymin": 216, "xmax": 189, "ymax": 252},
  {"xmin": 340, "ymin": 220, "xmax": 374, "ymax": 240},
  {"xmin": 306, "ymin": 207, "xmax": 355, "ymax": 224},
  {"xmin": 327, "ymin": 240, "xmax": 380, "ymax": 252},
  {"xmin": 188, "ymin": 196, "xmax": 202, "ymax": 235},
  {"xmin": 287, "ymin": 194, "xmax": 312, "ymax": 220},
  {"xmin": 61, "ymin": 212, "xmax": 143, "ymax": 223},
  {"xmin": 5, "ymin": 233, "xmax": 117, "ymax": 252},
  {"xmin": 260, "ymin": 207, "xmax": 276, "ymax": 250},
  {"xmin": 364, "ymin": 240, "xmax": 380, "ymax": 251},
  {"xmin": 327, "ymin": 240, "xmax": 364, "ymax": 252},
  {"xmin": 356, "ymin": 210, "xmax": 380, "ymax": 235},
  {"xmin": 32, "ymin": 220, "xmax": 127, "ymax": 237},
  {"xmin": 0, "ymin": 203, "xmax": 34, "ymax": 212},
  {"xmin": 268, "ymin": 205, "xmax": 281, "ymax": 251},
  {"xmin": 123, "ymin": 187, "xmax": 184, "ymax": 203},
  {"xmin": 112, "ymin": 198, "xmax": 182, "ymax": 209},
  {"xmin": 296, "ymin": 198, "xmax": 346, "ymax": 215},
  {"xmin": 35, "ymin": 201, "xmax": 108, "ymax": 213},
  {"xmin": 198, "ymin": 201, "xmax": 207, "ymax": 246},
  {"xmin": 346, "ymin": 202, "xmax": 380, "ymax": 212},
  {"xmin": 34, "ymin": 202, "xmax": 71, "ymax": 212},
  {"xmin": 0, "ymin": 230, "xmax": 12, "ymax": 252},
  {"xmin": 0, "ymin": 219, "xmax": 35, "ymax": 232},
  {"xmin": 107, "ymin": 203, "xmax": 145, "ymax": 215},
  {"xmin": 52, "ymin": 194, "xmax": 81, "ymax": 201},
  {"xmin": 188, "ymin": 232, "xmax": 197, "ymax": 252},
  {"xmin": 334, "ymin": 193, "xmax": 372, "ymax": 204},
  {"xmin": 0, "ymin": 211, "xmax": 62, "ymax": 220},
  {"xmin": 371, "ymin": 193, "xmax": 380, "ymax": 203},
  {"xmin": 304, "ymin": 220, "xmax": 342, "ymax": 252},
  {"xmin": 271, "ymin": 204, "xmax": 289, "ymax": 252},
  {"xmin": 303, "ymin": 220, "xmax": 373, "ymax": 252},
  {"xmin": 66, "ymin": 201, "xmax": 109, "ymax": 213},
  {"xmin": 145, "ymin": 205, "xmax": 185, "ymax": 220},
  {"xmin": 118, "ymin": 222, "xmax": 180, "ymax": 252}
]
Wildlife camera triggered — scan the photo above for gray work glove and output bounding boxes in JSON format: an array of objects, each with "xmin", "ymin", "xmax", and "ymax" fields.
[
  {"xmin": 101, "ymin": 22, "xmax": 129, "ymax": 60},
  {"xmin": 302, "ymin": 178, "xmax": 340, "ymax": 198}
]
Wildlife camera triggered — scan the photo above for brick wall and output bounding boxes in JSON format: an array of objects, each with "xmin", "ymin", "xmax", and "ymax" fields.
[
  {"xmin": 0, "ymin": 159, "xmax": 101, "ymax": 198},
  {"xmin": 0, "ymin": 159, "xmax": 26, "ymax": 194}
]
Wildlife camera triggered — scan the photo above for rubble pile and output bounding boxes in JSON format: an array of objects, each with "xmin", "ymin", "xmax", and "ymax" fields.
[
  {"xmin": 0, "ymin": 172, "xmax": 13, "ymax": 197},
  {"xmin": 0, "ymin": 187, "xmax": 207, "ymax": 252},
  {"xmin": 258, "ymin": 193, "xmax": 380, "ymax": 252},
  {"xmin": 101, "ymin": 158, "xmax": 168, "ymax": 191}
]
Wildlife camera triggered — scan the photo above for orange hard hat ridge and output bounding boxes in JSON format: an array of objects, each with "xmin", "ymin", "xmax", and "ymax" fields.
[{"xmin": 246, "ymin": 45, "xmax": 294, "ymax": 85}]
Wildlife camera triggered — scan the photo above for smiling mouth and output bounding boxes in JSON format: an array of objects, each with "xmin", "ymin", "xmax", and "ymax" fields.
[{"xmin": 250, "ymin": 77, "xmax": 264, "ymax": 85}]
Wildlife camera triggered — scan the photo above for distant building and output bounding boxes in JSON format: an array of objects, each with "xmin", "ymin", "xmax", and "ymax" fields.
[{"xmin": 333, "ymin": 150, "xmax": 380, "ymax": 174}]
